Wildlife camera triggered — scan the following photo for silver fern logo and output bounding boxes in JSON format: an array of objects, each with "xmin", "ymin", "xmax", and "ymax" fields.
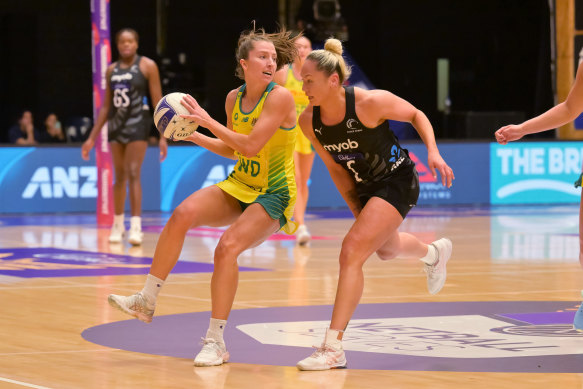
[{"xmin": 346, "ymin": 119, "xmax": 359, "ymax": 129}]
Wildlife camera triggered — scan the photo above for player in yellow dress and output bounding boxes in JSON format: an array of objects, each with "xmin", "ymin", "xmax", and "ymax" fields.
[
  {"xmin": 107, "ymin": 27, "xmax": 299, "ymax": 367},
  {"xmin": 275, "ymin": 35, "xmax": 314, "ymax": 245}
]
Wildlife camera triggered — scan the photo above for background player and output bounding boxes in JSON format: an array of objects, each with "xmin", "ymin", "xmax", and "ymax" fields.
[
  {"xmin": 82, "ymin": 28, "xmax": 167, "ymax": 245},
  {"xmin": 275, "ymin": 35, "xmax": 314, "ymax": 245},
  {"xmin": 495, "ymin": 63, "xmax": 583, "ymax": 331}
]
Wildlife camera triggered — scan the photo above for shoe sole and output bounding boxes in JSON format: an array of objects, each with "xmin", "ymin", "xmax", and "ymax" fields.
[
  {"xmin": 296, "ymin": 235, "xmax": 311, "ymax": 246},
  {"xmin": 128, "ymin": 231, "xmax": 143, "ymax": 246},
  {"xmin": 296, "ymin": 363, "xmax": 347, "ymax": 371},
  {"xmin": 109, "ymin": 233, "xmax": 125, "ymax": 244},
  {"xmin": 107, "ymin": 295, "xmax": 152, "ymax": 323},
  {"xmin": 193, "ymin": 352, "xmax": 230, "ymax": 367}
]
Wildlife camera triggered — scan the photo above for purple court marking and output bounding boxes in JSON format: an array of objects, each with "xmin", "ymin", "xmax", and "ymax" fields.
[
  {"xmin": 82, "ymin": 301, "xmax": 583, "ymax": 372},
  {"xmin": 499, "ymin": 311, "xmax": 576, "ymax": 325},
  {"xmin": 0, "ymin": 248, "xmax": 265, "ymax": 278}
]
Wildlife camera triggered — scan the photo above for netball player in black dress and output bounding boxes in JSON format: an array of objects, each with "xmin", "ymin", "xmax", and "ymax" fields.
[
  {"xmin": 295, "ymin": 38, "xmax": 455, "ymax": 370},
  {"xmin": 82, "ymin": 28, "xmax": 166, "ymax": 245}
]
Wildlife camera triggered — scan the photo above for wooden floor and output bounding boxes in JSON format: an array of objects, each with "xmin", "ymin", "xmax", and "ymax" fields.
[{"xmin": 1, "ymin": 205, "xmax": 583, "ymax": 388}]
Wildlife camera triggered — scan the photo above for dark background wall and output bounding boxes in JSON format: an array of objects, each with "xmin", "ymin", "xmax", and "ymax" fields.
[
  {"xmin": 341, "ymin": 0, "xmax": 553, "ymax": 138},
  {"xmin": 0, "ymin": 0, "xmax": 552, "ymax": 142}
]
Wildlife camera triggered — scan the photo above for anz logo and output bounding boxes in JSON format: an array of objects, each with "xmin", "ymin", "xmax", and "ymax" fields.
[{"xmin": 22, "ymin": 167, "xmax": 98, "ymax": 199}]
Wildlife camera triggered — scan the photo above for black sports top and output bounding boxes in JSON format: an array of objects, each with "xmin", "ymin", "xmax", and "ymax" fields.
[
  {"xmin": 312, "ymin": 86, "xmax": 414, "ymax": 188},
  {"xmin": 108, "ymin": 55, "xmax": 149, "ymax": 134}
]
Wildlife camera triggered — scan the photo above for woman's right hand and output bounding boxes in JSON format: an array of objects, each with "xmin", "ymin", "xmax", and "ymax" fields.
[
  {"xmin": 81, "ymin": 138, "xmax": 95, "ymax": 160},
  {"xmin": 180, "ymin": 94, "xmax": 210, "ymax": 128},
  {"xmin": 495, "ymin": 124, "xmax": 525, "ymax": 145}
]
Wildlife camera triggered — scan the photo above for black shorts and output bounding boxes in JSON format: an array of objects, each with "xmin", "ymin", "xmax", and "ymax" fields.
[
  {"xmin": 108, "ymin": 112, "xmax": 152, "ymax": 144},
  {"xmin": 357, "ymin": 165, "xmax": 420, "ymax": 219}
]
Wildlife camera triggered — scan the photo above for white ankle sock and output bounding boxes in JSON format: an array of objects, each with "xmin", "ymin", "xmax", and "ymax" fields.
[
  {"xmin": 324, "ymin": 328, "xmax": 343, "ymax": 349},
  {"xmin": 206, "ymin": 318, "xmax": 227, "ymax": 343},
  {"xmin": 130, "ymin": 216, "xmax": 141, "ymax": 231},
  {"xmin": 113, "ymin": 214, "xmax": 125, "ymax": 229},
  {"xmin": 419, "ymin": 244, "xmax": 438, "ymax": 265},
  {"xmin": 141, "ymin": 274, "xmax": 164, "ymax": 305}
]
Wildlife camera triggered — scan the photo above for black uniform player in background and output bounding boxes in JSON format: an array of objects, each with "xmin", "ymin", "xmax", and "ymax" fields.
[
  {"xmin": 82, "ymin": 28, "xmax": 166, "ymax": 246},
  {"xmin": 295, "ymin": 38, "xmax": 455, "ymax": 371}
]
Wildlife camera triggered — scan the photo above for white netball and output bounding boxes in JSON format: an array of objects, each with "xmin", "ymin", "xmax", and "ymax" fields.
[{"xmin": 153, "ymin": 92, "xmax": 199, "ymax": 140}]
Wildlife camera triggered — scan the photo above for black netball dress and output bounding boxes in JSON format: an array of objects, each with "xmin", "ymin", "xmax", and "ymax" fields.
[
  {"xmin": 108, "ymin": 56, "xmax": 151, "ymax": 143},
  {"xmin": 312, "ymin": 86, "xmax": 420, "ymax": 217}
]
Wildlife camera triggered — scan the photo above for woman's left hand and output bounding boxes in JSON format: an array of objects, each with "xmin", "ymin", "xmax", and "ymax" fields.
[{"xmin": 427, "ymin": 150, "xmax": 455, "ymax": 188}]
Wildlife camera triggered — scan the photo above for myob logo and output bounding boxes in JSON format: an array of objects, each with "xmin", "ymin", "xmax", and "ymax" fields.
[
  {"xmin": 323, "ymin": 138, "xmax": 359, "ymax": 152},
  {"xmin": 493, "ymin": 144, "xmax": 583, "ymax": 200}
]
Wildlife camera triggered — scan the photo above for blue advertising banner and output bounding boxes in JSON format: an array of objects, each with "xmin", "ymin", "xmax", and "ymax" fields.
[
  {"xmin": 0, "ymin": 147, "xmax": 160, "ymax": 213},
  {"xmin": 160, "ymin": 142, "xmax": 490, "ymax": 211},
  {"xmin": 5, "ymin": 141, "xmax": 580, "ymax": 214},
  {"xmin": 405, "ymin": 142, "xmax": 489, "ymax": 205},
  {"xmin": 160, "ymin": 147, "xmax": 236, "ymax": 211},
  {"xmin": 490, "ymin": 142, "xmax": 583, "ymax": 204}
]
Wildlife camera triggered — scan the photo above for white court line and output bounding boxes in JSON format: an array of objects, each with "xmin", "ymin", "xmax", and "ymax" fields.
[{"xmin": 0, "ymin": 376, "xmax": 52, "ymax": 389}]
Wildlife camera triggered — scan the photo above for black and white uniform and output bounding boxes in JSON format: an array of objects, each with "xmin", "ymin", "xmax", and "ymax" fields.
[
  {"xmin": 108, "ymin": 56, "xmax": 152, "ymax": 144},
  {"xmin": 312, "ymin": 86, "xmax": 419, "ymax": 218}
]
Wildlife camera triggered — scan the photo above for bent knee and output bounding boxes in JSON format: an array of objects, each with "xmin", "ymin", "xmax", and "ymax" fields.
[
  {"xmin": 339, "ymin": 239, "xmax": 369, "ymax": 267},
  {"xmin": 376, "ymin": 247, "xmax": 398, "ymax": 261},
  {"xmin": 215, "ymin": 235, "xmax": 244, "ymax": 263},
  {"xmin": 170, "ymin": 203, "xmax": 198, "ymax": 228}
]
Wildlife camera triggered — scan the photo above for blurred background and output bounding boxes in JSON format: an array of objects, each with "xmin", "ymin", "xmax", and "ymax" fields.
[{"xmin": 0, "ymin": 0, "xmax": 557, "ymax": 142}]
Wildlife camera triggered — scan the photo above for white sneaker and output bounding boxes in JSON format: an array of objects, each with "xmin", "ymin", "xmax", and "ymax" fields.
[
  {"xmin": 108, "ymin": 223, "xmax": 125, "ymax": 243},
  {"xmin": 194, "ymin": 338, "xmax": 230, "ymax": 367},
  {"xmin": 128, "ymin": 226, "xmax": 143, "ymax": 246},
  {"xmin": 424, "ymin": 238, "xmax": 452, "ymax": 295},
  {"xmin": 108, "ymin": 292, "xmax": 155, "ymax": 323},
  {"xmin": 296, "ymin": 224, "xmax": 311, "ymax": 246},
  {"xmin": 296, "ymin": 344, "xmax": 347, "ymax": 371}
]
